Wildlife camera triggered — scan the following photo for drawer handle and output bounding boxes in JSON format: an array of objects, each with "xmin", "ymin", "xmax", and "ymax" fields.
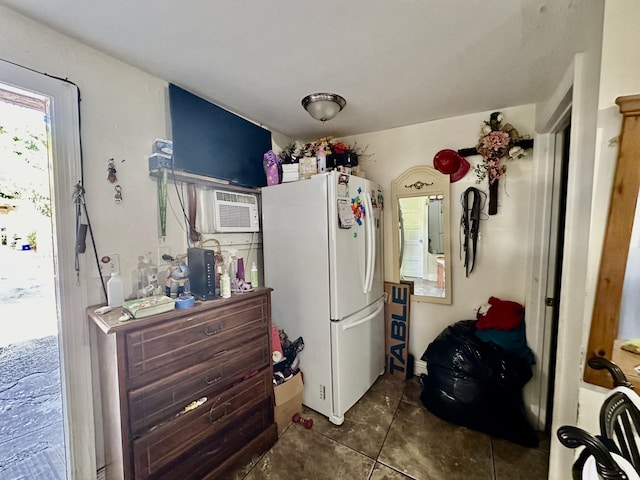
[
  {"xmin": 204, "ymin": 321, "xmax": 225, "ymax": 336},
  {"xmin": 205, "ymin": 370, "xmax": 224, "ymax": 385},
  {"xmin": 208, "ymin": 403, "xmax": 232, "ymax": 424}
]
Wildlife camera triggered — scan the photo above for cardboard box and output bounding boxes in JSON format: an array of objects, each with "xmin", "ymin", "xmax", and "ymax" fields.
[
  {"xmin": 273, "ymin": 372, "xmax": 303, "ymax": 436},
  {"xmin": 384, "ymin": 282, "xmax": 411, "ymax": 379}
]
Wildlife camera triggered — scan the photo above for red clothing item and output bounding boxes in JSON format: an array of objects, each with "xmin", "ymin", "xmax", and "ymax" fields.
[{"xmin": 476, "ymin": 296, "xmax": 524, "ymax": 331}]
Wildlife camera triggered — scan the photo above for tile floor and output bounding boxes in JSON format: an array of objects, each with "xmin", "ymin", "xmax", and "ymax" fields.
[{"xmin": 230, "ymin": 375, "xmax": 550, "ymax": 480}]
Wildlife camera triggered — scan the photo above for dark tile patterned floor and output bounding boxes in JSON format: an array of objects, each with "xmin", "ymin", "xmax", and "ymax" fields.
[{"xmin": 231, "ymin": 375, "xmax": 549, "ymax": 480}]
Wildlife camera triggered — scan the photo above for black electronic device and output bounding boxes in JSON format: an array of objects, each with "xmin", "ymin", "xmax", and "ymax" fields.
[{"xmin": 188, "ymin": 247, "xmax": 217, "ymax": 300}]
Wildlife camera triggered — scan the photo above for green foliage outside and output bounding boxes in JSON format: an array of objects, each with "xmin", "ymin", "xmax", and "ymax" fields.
[
  {"xmin": 27, "ymin": 230, "xmax": 37, "ymax": 251},
  {"xmin": 0, "ymin": 122, "xmax": 51, "ymax": 218}
]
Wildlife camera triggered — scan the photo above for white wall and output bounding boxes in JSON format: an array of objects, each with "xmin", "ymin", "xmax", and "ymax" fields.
[
  {"xmin": 0, "ymin": 7, "xmax": 287, "ymax": 474},
  {"xmin": 0, "ymin": 6, "xmax": 180, "ymax": 305},
  {"xmin": 341, "ymin": 104, "xmax": 535, "ymax": 373},
  {"xmin": 0, "ymin": 6, "xmax": 293, "ymax": 303}
]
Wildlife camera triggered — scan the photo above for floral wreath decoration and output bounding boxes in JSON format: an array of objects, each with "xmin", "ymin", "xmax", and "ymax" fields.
[
  {"xmin": 278, "ymin": 136, "xmax": 369, "ymax": 162},
  {"xmin": 474, "ymin": 112, "xmax": 528, "ymax": 185}
]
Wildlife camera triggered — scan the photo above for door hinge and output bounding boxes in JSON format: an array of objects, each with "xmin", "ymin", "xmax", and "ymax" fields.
[{"xmin": 545, "ymin": 297, "xmax": 555, "ymax": 307}]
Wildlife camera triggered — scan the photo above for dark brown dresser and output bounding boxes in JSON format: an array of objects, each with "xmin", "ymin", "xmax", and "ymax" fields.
[{"xmin": 88, "ymin": 287, "xmax": 277, "ymax": 480}]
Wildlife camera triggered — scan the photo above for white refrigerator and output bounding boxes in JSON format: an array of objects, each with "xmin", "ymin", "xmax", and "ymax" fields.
[{"xmin": 262, "ymin": 171, "xmax": 385, "ymax": 425}]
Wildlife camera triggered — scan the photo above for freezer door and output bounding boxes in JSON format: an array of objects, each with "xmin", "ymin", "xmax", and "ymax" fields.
[
  {"xmin": 329, "ymin": 297, "xmax": 385, "ymax": 425},
  {"xmin": 328, "ymin": 173, "xmax": 382, "ymax": 320}
]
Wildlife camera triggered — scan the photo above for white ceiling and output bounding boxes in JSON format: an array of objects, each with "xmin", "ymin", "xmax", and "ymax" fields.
[{"xmin": 1, "ymin": 0, "xmax": 596, "ymax": 140}]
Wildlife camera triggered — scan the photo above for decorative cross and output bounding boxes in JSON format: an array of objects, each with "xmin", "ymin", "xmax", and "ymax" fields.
[{"xmin": 457, "ymin": 112, "xmax": 534, "ymax": 215}]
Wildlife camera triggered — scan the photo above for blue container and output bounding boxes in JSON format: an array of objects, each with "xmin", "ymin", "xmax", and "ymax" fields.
[
  {"xmin": 175, "ymin": 295, "xmax": 195, "ymax": 309},
  {"xmin": 148, "ymin": 153, "xmax": 173, "ymax": 170}
]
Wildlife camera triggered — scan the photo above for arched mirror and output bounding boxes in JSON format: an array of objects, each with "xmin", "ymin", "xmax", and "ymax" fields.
[
  {"xmin": 391, "ymin": 166, "xmax": 451, "ymax": 304},
  {"xmin": 585, "ymin": 93, "xmax": 640, "ymax": 388}
]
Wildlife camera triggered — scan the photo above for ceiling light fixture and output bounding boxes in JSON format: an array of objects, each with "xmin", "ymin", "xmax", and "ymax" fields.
[{"xmin": 301, "ymin": 93, "xmax": 346, "ymax": 122}]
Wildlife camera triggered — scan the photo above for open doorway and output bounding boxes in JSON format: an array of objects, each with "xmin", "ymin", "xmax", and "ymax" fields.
[
  {"xmin": 0, "ymin": 59, "xmax": 96, "ymax": 479},
  {"xmin": 544, "ymin": 122, "xmax": 571, "ymax": 430},
  {"xmin": 0, "ymin": 84, "xmax": 66, "ymax": 479}
]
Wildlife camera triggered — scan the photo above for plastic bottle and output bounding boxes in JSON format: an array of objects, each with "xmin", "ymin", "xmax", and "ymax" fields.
[
  {"xmin": 221, "ymin": 270, "xmax": 231, "ymax": 298},
  {"xmin": 132, "ymin": 255, "xmax": 146, "ymax": 298},
  {"xmin": 237, "ymin": 257, "xmax": 245, "ymax": 281},
  {"xmin": 144, "ymin": 253, "xmax": 159, "ymax": 294},
  {"xmin": 107, "ymin": 272, "xmax": 125, "ymax": 307},
  {"xmin": 227, "ymin": 249, "xmax": 238, "ymax": 281},
  {"xmin": 251, "ymin": 262, "xmax": 259, "ymax": 288},
  {"xmin": 317, "ymin": 146, "xmax": 326, "ymax": 173}
]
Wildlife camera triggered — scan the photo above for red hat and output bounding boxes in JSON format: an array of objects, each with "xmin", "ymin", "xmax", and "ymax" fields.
[{"xmin": 433, "ymin": 149, "xmax": 470, "ymax": 183}]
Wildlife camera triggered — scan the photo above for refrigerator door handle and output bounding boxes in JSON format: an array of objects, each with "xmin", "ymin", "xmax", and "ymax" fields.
[
  {"xmin": 342, "ymin": 300, "xmax": 384, "ymax": 331},
  {"xmin": 362, "ymin": 192, "xmax": 374, "ymax": 293},
  {"xmin": 363, "ymin": 191, "xmax": 375, "ymax": 294}
]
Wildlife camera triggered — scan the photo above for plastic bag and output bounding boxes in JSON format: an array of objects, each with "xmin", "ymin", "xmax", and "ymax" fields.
[{"xmin": 420, "ymin": 320, "xmax": 538, "ymax": 447}]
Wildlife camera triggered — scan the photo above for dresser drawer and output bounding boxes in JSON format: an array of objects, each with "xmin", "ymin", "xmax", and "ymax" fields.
[
  {"xmin": 126, "ymin": 295, "xmax": 269, "ymax": 381},
  {"xmin": 132, "ymin": 369, "xmax": 272, "ymax": 479},
  {"xmin": 154, "ymin": 401, "xmax": 278, "ymax": 480},
  {"xmin": 151, "ymin": 399, "xmax": 275, "ymax": 480},
  {"xmin": 129, "ymin": 334, "xmax": 270, "ymax": 435}
]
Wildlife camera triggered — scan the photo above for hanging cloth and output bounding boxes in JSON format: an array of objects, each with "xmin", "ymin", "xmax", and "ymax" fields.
[
  {"xmin": 460, "ymin": 187, "xmax": 485, "ymax": 277},
  {"xmin": 72, "ymin": 183, "xmax": 88, "ymax": 280},
  {"xmin": 158, "ymin": 169, "xmax": 168, "ymax": 238}
]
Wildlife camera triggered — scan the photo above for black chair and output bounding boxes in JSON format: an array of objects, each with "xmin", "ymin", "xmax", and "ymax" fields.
[
  {"xmin": 589, "ymin": 356, "xmax": 634, "ymax": 389},
  {"xmin": 557, "ymin": 425, "xmax": 631, "ymax": 479},
  {"xmin": 557, "ymin": 357, "xmax": 640, "ymax": 480}
]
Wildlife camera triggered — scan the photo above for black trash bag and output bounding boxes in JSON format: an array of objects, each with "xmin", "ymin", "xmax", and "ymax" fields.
[{"xmin": 420, "ymin": 320, "xmax": 538, "ymax": 447}]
